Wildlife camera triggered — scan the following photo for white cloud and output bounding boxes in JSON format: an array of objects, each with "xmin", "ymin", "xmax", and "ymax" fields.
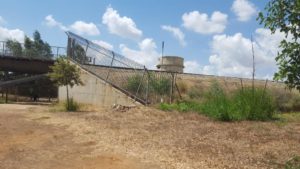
[
  {"xmin": 184, "ymin": 61, "xmax": 202, "ymax": 74},
  {"xmin": 201, "ymin": 29, "xmax": 286, "ymax": 78},
  {"xmin": 45, "ymin": 15, "xmax": 67, "ymax": 31},
  {"xmin": 231, "ymin": 0, "xmax": 257, "ymax": 22},
  {"xmin": 182, "ymin": 11, "xmax": 228, "ymax": 34},
  {"xmin": 102, "ymin": 7, "xmax": 142, "ymax": 40},
  {"xmin": 44, "ymin": 15, "xmax": 100, "ymax": 36},
  {"xmin": 70, "ymin": 21, "xmax": 100, "ymax": 36},
  {"xmin": 92, "ymin": 40, "xmax": 113, "ymax": 50},
  {"xmin": 161, "ymin": 25, "xmax": 186, "ymax": 47},
  {"xmin": 0, "ymin": 26, "xmax": 25, "ymax": 42},
  {"xmin": 120, "ymin": 38, "xmax": 160, "ymax": 69}
]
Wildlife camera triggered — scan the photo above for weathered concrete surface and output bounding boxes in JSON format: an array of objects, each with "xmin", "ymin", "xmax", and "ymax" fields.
[
  {"xmin": 0, "ymin": 55, "xmax": 54, "ymax": 73},
  {"xmin": 58, "ymin": 67, "xmax": 139, "ymax": 107}
]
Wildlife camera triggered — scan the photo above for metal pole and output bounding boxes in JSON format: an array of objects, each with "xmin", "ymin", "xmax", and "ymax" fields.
[
  {"xmin": 146, "ymin": 70, "xmax": 150, "ymax": 105},
  {"xmin": 105, "ymin": 52, "xmax": 115, "ymax": 82},
  {"xmin": 134, "ymin": 69, "xmax": 146, "ymax": 102}
]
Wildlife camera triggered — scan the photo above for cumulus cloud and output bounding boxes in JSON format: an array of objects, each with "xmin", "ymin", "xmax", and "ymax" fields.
[
  {"xmin": 44, "ymin": 15, "xmax": 100, "ymax": 36},
  {"xmin": 44, "ymin": 15, "xmax": 68, "ymax": 31},
  {"xmin": 184, "ymin": 61, "xmax": 202, "ymax": 74},
  {"xmin": 231, "ymin": 0, "xmax": 257, "ymax": 22},
  {"xmin": 70, "ymin": 21, "xmax": 100, "ymax": 36},
  {"xmin": 182, "ymin": 11, "xmax": 228, "ymax": 34},
  {"xmin": 92, "ymin": 40, "xmax": 113, "ymax": 50},
  {"xmin": 0, "ymin": 26, "xmax": 25, "ymax": 42},
  {"xmin": 120, "ymin": 38, "xmax": 160, "ymax": 69},
  {"xmin": 102, "ymin": 7, "xmax": 142, "ymax": 40},
  {"xmin": 161, "ymin": 25, "xmax": 186, "ymax": 47},
  {"xmin": 201, "ymin": 29, "xmax": 286, "ymax": 78}
]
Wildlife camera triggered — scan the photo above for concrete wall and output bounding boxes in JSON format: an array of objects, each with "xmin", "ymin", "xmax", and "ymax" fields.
[{"xmin": 58, "ymin": 67, "xmax": 139, "ymax": 108}]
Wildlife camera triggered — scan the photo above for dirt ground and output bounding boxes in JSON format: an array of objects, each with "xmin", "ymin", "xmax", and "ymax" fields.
[{"xmin": 0, "ymin": 104, "xmax": 300, "ymax": 169}]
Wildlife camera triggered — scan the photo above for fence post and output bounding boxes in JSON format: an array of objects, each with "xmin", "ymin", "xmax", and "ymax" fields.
[
  {"xmin": 105, "ymin": 51, "xmax": 115, "ymax": 82},
  {"xmin": 146, "ymin": 72, "xmax": 149, "ymax": 105},
  {"xmin": 134, "ymin": 68, "xmax": 146, "ymax": 103},
  {"xmin": 169, "ymin": 73, "xmax": 174, "ymax": 104}
]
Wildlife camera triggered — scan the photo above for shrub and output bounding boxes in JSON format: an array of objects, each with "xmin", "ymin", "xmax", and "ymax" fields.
[
  {"xmin": 160, "ymin": 82, "xmax": 276, "ymax": 122},
  {"xmin": 201, "ymin": 82, "xmax": 235, "ymax": 121},
  {"xmin": 125, "ymin": 75, "xmax": 145, "ymax": 93},
  {"xmin": 233, "ymin": 87, "xmax": 275, "ymax": 121},
  {"xmin": 150, "ymin": 77, "xmax": 171, "ymax": 96},
  {"xmin": 64, "ymin": 98, "xmax": 79, "ymax": 111}
]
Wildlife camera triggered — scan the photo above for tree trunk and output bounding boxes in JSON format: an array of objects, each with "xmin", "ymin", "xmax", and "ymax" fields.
[
  {"xmin": 66, "ymin": 85, "xmax": 69, "ymax": 111},
  {"xmin": 5, "ymin": 88, "xmax": 8, "ymax": 103}
]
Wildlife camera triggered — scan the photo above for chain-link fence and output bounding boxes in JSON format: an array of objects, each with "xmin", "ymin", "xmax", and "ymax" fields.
[{"xmin": 66, "ymin": 31, "xmax": 179, "ymax": 105}]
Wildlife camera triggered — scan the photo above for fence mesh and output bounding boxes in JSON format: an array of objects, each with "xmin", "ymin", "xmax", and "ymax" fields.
[{"xmin": 66, "ymin": 31, "xmax": 178, "ymax": 105}]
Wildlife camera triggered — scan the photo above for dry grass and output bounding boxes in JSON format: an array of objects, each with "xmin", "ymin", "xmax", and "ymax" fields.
[{"xmin": 18, "ymin": 104, "xmax": 300, "ymax": 169}]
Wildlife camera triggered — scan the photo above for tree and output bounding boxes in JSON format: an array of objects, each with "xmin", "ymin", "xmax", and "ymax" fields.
[
  {"xmin": 6, "ymin": 40, "xmax": 22, "ymax": 56},
  {"xmin": 258, "ymin": 0, "xmax": 300, "ymax": 90},
  {"xmin": 24, "ymin": 31, "xmax": 52, "ymax": 59},
  {"xmin": 48, "ymin": 57, "xmax": 83, "ymax": 110}
]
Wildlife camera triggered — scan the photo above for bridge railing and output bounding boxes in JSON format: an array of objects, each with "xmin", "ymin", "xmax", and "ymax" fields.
[{"xmin": 0, "ymin": 41, "xmax": 66, "ymax": 60}]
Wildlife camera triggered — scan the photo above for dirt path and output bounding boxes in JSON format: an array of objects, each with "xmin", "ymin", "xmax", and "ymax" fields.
[
  {"xmin": 0, "ymin": 104, "xmax": 153, "ymax": 169},
  {"xmin": 0, "ymin": 104, "xmax": 300, "ymax": 169}
]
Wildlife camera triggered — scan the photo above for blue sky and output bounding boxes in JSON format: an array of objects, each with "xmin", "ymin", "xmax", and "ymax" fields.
[{"xmin": 0, "ymin": 0, "xmax": 285, "ymax": 79}]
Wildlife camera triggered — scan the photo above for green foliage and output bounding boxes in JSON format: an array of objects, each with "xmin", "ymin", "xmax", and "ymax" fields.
[
  {"xmin": 64, "ymin": 98, "xmax": 79, "ymax": 111},
  {"xmin": 284, "ymin": 156, "xmax": 300, "ymax": 169},
  {"xmin": 48, "ymin": 57, "xmax": 83, "ymax": 87},
  {"xmin": 160, "ymin": 82, "xmax": 275, "ymax": 122},
  {"xmin": 201, "ymin": 82, "xmax": 235, "ymax": 121},
  {"xmin": 150, "ymin": 77, "xmax": 171, "ymax": 96},
  {"xmin": 48, "ymin": 57, "xmax": 83, "ymax": 111},
  {"xmin": 73, "ymin": 44, "xmax": 86, "ymax": 63},
  {"xmin": 232, "ymin": 87, "xmax": 275, "ymax": 121},
  {"xmin": 6, "ymin": 40, "xmax": 22, "ymax": 56},
  {"xmin": 23, "ymin": 31, "xmax": 52, "ymax": 59},
  {"xmin": 258, "ymin": 0, "xmax": 300, "ymax": 91},
  {"xmin": 125, "ymin": 75, "xmax": 144, "ymax": 93}
]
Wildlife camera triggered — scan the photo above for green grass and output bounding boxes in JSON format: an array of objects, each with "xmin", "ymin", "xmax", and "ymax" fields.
[
  {"xmin": 159, "ymin": 82, "xmax": 276, "ymax": 121},
  {"xmin": 284, "ymin": 156, "xmax": 300, "ymax": 169}
]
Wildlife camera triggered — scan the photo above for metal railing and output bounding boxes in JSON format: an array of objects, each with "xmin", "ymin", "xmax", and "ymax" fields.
[{"xmin": 0, "ymin": 41, "xmax": 66, "ymax": 60}]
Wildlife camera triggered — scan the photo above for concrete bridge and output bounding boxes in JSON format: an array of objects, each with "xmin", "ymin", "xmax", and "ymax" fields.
[{"xmin": 0, "ymin": 41, "xmax": 66, "ymax": 74}]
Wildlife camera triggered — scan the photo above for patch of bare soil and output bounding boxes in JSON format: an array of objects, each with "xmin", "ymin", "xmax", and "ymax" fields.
[
  {"xmin": 1, "ymin": 104, "xmax": 300, "ymax": 169},
  {"xmin": 0, "ymin": 104, "xmax": 153, "ymax": 169}
]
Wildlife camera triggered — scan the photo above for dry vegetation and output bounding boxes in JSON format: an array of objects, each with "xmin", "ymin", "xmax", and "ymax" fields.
[{"xmin": 0, "ymin": 104, "xmax": 299, "ymax": 169}]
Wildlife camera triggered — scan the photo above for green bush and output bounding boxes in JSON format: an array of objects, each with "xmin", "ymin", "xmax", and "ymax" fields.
[
  {"xmin": 233, "ymin": 87, "xmax": 275, "ymax": 121},
  {"xmin": 125, "ymin": 75, "xmax": 144, "ymax": 93},
  {"xmin": 150, "ymin": 77, "xmax": 171, "ymax": 96},
  {"xmin": 201, "ymin": 82, "xmax": 235, "ymax": 121},
  {"xmin": 160, "ymin": 82, "xmax": 276, "ymax": 122},
  {"xmin": 64, "ymin": 98, "xmax": 79, "ymax": 111}
]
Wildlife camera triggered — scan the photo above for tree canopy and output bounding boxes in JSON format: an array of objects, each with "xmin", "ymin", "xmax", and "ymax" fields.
[
  {"xmin": 48, "ymin": 57, "xmax": 83, "ymax": 110},
  {"xmin": 6, "ymin": 30, "xmax": 52, "ymax": 59},
  {"xmin": 258, "ymin": 0, "xmax": 300, "ymax": 91}
]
